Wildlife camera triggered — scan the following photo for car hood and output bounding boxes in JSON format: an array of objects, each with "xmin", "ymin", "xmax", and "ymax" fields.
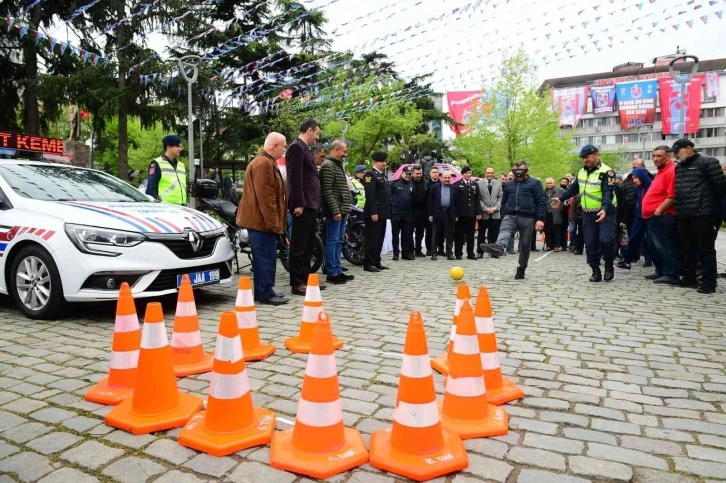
[{"xmin": 45, "ymin": 200, "xmax": 223, "ymax": 234}]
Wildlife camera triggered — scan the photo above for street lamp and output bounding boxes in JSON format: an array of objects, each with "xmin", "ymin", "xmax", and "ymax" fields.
[
  {"xmin": 668, "ymin": 55, "xmax": 699, "ymax": 139},
  {"xmin": 637, "ymin": 123, "xmax": 654, "ymax": 163},
  {"xmin": 178, "ymin": 55, "xmax": 202, "ymax": 208}
]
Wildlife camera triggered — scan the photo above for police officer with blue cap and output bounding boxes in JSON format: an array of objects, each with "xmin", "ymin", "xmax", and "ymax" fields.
[{"xmin": 551, "ymin": 144, "xmax": 618, "ymax": 282}]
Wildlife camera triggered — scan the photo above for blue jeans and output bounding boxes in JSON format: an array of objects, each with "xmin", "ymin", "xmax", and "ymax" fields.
[
  {"xmin": 324, "ymin": 216, "xmax": 347, "ymax": 276},
  {"xmin": 248, "ymin": 229, "xmax": 278, "ymax": 301},
  {"xmin": 646, "ymin": 214, "xmax": 679, "ymax": 278}
]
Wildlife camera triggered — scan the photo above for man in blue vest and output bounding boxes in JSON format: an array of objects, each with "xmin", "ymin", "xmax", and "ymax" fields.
[
  {"xmin": 145, "ymin": 135, "xmax": 187, "ymax": 205},
  {"xmin": 552, "ymin": 144, "xmax": 618, "ymax": 282}
]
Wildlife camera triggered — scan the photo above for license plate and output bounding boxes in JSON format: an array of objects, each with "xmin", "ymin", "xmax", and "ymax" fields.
[{"xmin": 177, "ymin": 269, "xmax": 220, "ymax": 288}]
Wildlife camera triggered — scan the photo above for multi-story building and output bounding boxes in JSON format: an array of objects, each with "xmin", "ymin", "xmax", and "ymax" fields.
[{"xmin": 541, "ymin": 54, "xmax": 726, "ymax": 171}]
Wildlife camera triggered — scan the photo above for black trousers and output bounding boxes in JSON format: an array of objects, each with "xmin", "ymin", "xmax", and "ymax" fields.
[
  {"xmin": 560, "ymin": 211, "xmax": 569, "ymax": 249},
  {"xmin": 678, "ymin": 216, "xmax": 719, "ymax": 288},
  {"xmin": 289, "ymin": 209, "xmax": 318, "ymax": 287},
  {"xmin": 544, "ymin": 214, "xmax": 561, "ymax": 249},
  {"xmin": 364, "ymin": 218, "xmax": 387, "ymax": 268},
  {"xmin": 432, "ymin": 210, "xmax": 454, "ymax": 255},
  {"xmin": 478, "ymin": 217, "xmax": 501, "ymax": 254},
  {"xmin": 455, "ymin": 216, "xmax": 477, "ymax": 257},
  {"xmin": 413, "ymin": 214, "xmax": 428, "ymax": 253},
  {"xmin": 392, "ymin": 216, "xmax": 414, "ymax": 256}
]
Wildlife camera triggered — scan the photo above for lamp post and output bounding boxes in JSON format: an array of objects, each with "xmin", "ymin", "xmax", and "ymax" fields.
[
  {"xmin": 668, "ymin": 55, "xmax": 699, "ymax": 138},
  {"xmin": 178, "ymin": 55, "xmax": 201, "ymax": 208},
  {"xmin": 637, "ymin": 123, "xmax": 653, "ymax": 163}
]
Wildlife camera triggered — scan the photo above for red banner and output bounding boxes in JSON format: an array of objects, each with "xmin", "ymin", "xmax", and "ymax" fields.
[
  {"xmin": 615, "ymin": 79, "xmax": 658, "ymax": 130},
  {"xmin": 659, "ymin": 74, "xmax": 703, "ymax": 136},
  {"xmin": 447, "ymin": 91, "xmax": 482, "ymax": 136},
  {"xmin": 551, "ymin": 86, "xmax": 589, "ymax": 128}
]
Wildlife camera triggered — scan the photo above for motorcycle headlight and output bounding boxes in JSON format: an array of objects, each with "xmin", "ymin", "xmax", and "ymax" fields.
[{"xmin": 65, "ymin": 224, "xmax": 147, "ymax": 257}]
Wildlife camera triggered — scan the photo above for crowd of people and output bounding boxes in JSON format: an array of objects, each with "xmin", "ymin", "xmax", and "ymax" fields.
[{"xmin": 234, "ymin": 118, "xmax": 726, "ymax": 305}]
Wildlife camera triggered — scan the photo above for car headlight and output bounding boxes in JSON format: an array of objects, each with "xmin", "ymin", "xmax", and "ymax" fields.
[{"xmin": 64, "ymin": 224, "xmax": 147, "ymax": 257}]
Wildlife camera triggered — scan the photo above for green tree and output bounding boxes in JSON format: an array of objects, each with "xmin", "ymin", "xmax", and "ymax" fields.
[{"xmin": 452, "ymin": 48, "xmax": 574, "ymax": 181}]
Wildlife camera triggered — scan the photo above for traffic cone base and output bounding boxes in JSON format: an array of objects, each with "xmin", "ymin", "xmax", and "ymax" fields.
[
  {"xmin": 173, "ymin": 353, "xmax": 214, "ymax": 378},
  {"xmin": 84, "ymin": 378, "xmax": 134, "ymax": 406},
  {"xmin": 235, "ymin": 277, "xmax": 277, "ymax": 362},
  {"xmin": 369, "ymin": 427, "xmax": 468, "ymax": 482},
  {"xmin": 486, "ymin": 376, "xmax": 525, "ymax": 406},
  {"xmin": 179, "ymin": 406, "xmax": 275, "ymax": 457},
  {"xmin": 270, "ymin": 426, "xmax": 368, "ymax": 480},
  {"xmin": 430, "ymin": 354, "xmax": 449, "ymax": 375},
  {"xmin": 105, "ymin": 392, "xmax": 202, "ymax": 435},
  {"xmin": 243, "ymin": 343, "xmax": 276, "ymax": 361},
  {"xmin": 284, "ymin": 334, "xmax": 343, "ymax": 354},
  {"xmin": 437, "ymin": 399, "xmax": 508, "ymax": 439}
]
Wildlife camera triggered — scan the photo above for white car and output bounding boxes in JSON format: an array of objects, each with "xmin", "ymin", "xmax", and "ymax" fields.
[{"xmin": 0, "ymin": 158, "xmax": 235, "ymax": 319}]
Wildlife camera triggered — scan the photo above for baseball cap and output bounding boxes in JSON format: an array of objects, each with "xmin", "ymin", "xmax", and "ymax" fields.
[{"xmin": 667, "ymin": 138, "xmax": 695, "ymax": 153}]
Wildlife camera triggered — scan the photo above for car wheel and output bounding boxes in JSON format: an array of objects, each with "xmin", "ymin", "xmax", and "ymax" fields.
[{"xmin": 9, "ymin": 245, "xmax": 66, "ymax": 320}]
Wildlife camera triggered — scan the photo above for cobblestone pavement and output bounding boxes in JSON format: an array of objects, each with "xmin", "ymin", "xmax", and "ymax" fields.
[{"xmin": 1, "ymin": 237, "xmax": 725, "ymax": 483}]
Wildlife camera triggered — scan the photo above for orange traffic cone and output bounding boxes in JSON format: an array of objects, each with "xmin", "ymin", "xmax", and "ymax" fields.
[
  {"xmin": 105, "ymin": 302, "xmax": 203, "ymax": 435},
  {"xmin": 431, "ymin": 283, "xmax": 470, "ymax": 375},
  {"xmin": 170, "ymin": 275, "xmax": 213, "ymax": 377},
  {"xmin": 475, "ymin": 285, "xmax": 524, "ymax": 405},
  {"xmin": 439, "ymin": 300, "xmax": 508, "ymax": 438},
  {"xmin": 84, "ymin": 283, "xmax": 141, "ymax": 405},
  {"xmin": 284, "ymin": 274, "xmax": 343, "ymax": 354},
  {"xmin": 271, "ymin": 311, "xmax": 368, "ymax": 479},
  {"xmin": 234, "ymin": 277, "xmax": 276, "ymax": 361},
  {"xmin": 178, "ymin": 311, "xmax": 276, "ymax": 456},
  {"xmin": 370, "ymin": 311, "xmax": 468, "ymax": 482}
]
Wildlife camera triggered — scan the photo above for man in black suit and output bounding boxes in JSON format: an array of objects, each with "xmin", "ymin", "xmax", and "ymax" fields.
[
  {"xmin": 363, "ymin": 151, "xmax": 392, "ymax": 272},
  {"xmin": 428, "ymin": 170, "xmax": 459, "ymax": 260},
  {"xmin": 287, "ymin": 118, "xmax": 322, "ymax": 296},
  {"xmin": 454, "ymin": 166, "xmax": 482, "ymax": 260}
]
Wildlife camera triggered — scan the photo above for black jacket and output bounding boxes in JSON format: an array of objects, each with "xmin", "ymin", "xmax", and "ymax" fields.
[
  {"xmin": 454, "ymin": 179, "xmax": 482, "ymax": 218},
  {"xmin": 501, "ymin": 177, "xmax": 547, "ymax": 221},
  {"xmin": 390, "ymin": 178, "xmax": 413, "ymax": 218},
  {"xmin": 428, "ymin": 183, "xmax": 459, "ymax": 221},
  {"xmin": 411, "ymin": 178, "xmax": 430, "ymax": 216},
  {"xmin": 621, "ymin": 178, "xmax": 637, "ymax": 224},
  {"xmin": 363, "ymin": 167, "xmax": 391, "ymax": 219},
  {"xmin": 675, "ymin": 153, "xmax": 726, "ymax": 219}
]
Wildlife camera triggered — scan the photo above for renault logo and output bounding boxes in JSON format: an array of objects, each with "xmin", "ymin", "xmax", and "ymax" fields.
[{"xmin": 187, "ymin": 231, "xmax": 201, "ymax": 252}]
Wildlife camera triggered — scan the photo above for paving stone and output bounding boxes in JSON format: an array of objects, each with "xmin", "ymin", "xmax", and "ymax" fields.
[
  {"xmin": 154, "ymin": 470, "xmax": 209, "ymax": 483},
  {"xmin": 0, "ymin": 441, "xmax": 20, "ymax": 459},
  {"xmin": 464, "ymin": 438, "xmax": 509, "ymax": 458},
  {"xmin": 563, "ymin": 428, "xmax": 617, "ymax": 445},
  {"xmin": 569, "ymin": 455, "xmax": 633, "ymax": 481},
  {"xmin": 522, "ymin": 433, "xmax": 584, "ymax": 455},
  {"xmin": 574, "ymin": 403, "xmax": 625, "ymax": 421},
  {"xmin": 1, "ymin": 421, "xmax": 53, "ymax": 444},
  {"xmin": 0, "ymin": 409, "xmax": 27, "ymax": 431},
  {"xmin": 0, "ymin": 451, "xmax": 54, "ymax": 482},
  {"xmin": 506, "ymin": 446, "xmax": 566, "ymax": 470},
  {"xmin": 620, "ymin": 435, "xmax": 684, "ymax": 455},
  {"xmin": 144, "ymin": 439, "xmax": 196, "ymax": 465},
  {"xmin": 699, "ymin": 434, "xmax": 726, "ymax": 449},
  {"xmin": 674, "ymin": 457, "xmax": 726, "ymax": 479},
  {"xmin": 37, "ymin": 468, "xmax": 99, "ymax": 483},
  {"xmin": 60, "ymin": 440, "xmax": 125, "ymax": 470},
  {"xmin": 633, "ymin": 468, "xmax": 697, "ymax": 483},
  {"xmin": 586, "ymin": 442, "xmax": 669, "ymax": 470},
  {"xmin": 663, "ymin": 418, "xmax": 726, "ymax": 437},
  {"xmin": 101, "ymin": 456, "xmax": 166, "ymax": 483},
  {"xmin": 508, "ymin": 417, "xmax": 558, "ymax": 435},
  {"xmin": 227, "ymin": 461, "xmax": 298, "ymax": 483},
  {"xmin": 538, "ymin": 411, "xmax": 589, "ymax": 427},
  {"xmin": 517, "ymin": 469, "xmax": 591, "ymax": 483},
  {"xmin": 463, "ymin": 454, "xmax": 513, "ymax": 482},
  {"xmin": 183, "ymin": 453, "xmax": 236, "ymax": 478},
  {"xmin": 1, "ymin": 397, "xmax": 48, "ymax": 414},
  {"xmin": 62, "ymin": 415, "xmax": 100, "ymax": 432},
  {"xmin": 645, "ymin": 427, "xmax": 696, "ymax": 443},
  {"xmin": 590, "ymin": 418, "xmax": 641, "ymax": 435},
  {"xmin": 27, "ymin": 432, "xmax": 83, "ymax": 455},
  {"xmin": 522, "ymin": 397, "xmax": 570, "ymax": 410},
  {"xmin": 686, "ymin": 444, "xmax": 726, "ymax": 462},
  {"xmin": 103, "ymin": 430, "xmax": 156, "ymax": 449},
  {"xmin": 29, "ymin": 407, "xmax": 76, "ymax": 424}
]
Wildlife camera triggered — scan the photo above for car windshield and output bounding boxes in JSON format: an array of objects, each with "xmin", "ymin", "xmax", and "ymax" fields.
[{"xmin": 0, "ymin": 163, "xmax": 149, "ymax": 202}]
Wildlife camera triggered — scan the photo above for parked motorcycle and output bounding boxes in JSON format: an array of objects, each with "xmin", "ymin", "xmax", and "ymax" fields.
[{"xmin": 343, "ymin": 205, "xmax": 366, "ymax": 266}]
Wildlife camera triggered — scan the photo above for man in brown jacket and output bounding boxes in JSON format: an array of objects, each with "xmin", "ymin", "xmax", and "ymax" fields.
[{"xmin": 236, "ymin": 132, "xmax": 288, "ymax": 305}]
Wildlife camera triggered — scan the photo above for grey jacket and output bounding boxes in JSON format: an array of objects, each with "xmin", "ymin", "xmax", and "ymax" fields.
[
  {"xmin": 477, "ymin": 178, "xmax": 503, "ymax": 220},
  {"xmin": 545, "ymin": 187, "xmax": 565, "ymax": 224}
]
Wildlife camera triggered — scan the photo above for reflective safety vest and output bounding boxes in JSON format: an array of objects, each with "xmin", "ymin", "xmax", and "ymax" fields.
[
  {"xmin": 156, "ymin": 156, "xmax": 187, "ymax": 205},
  {"xmin": 351, "ymin": 178, "xmax": 366, "ymax": 207},
  {"xmin": 577, "ymin": 163, "xmax": 617, "ymax": 212}
]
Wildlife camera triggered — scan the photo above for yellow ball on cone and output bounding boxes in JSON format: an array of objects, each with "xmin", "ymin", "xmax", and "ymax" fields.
[{"xmin": 450, "ymin": 266, "xmax": 464, "ymax": 281}]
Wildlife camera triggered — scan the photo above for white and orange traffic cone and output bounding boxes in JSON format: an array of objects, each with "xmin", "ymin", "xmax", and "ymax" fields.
[
  {"xmin": 84, "ymin": 283, "xmax": 140, "ymax": 405},
  {"xmin": 170, "ymin": 275, "xmax": 213, "ymax": 377},
  {"xmin": 271, "ymin": 311, "xmax": 368, "ymax": 479},
  {"xmin": 475, "ymin": 285, "xmax": 524, "ymax": 405},
  {"xmin": 105, "ymin": 302, "xmax": 203, "ymax": 435},
  {"xmin": 285, "ymin": 274, "xmax": 343, "ymax": 354},
  {"xmin": 234, "ymin": 277, "xmax": 276, "ymax": 361},
  {"xmin": 370, "ymin": 311, "xmax": 468, "ymax": 481},
  {"xmin": 178, "ymin": 311, "xmax": 276, "ymax": 456},
  {"xmin": 438, "ymin": 300, "xmax": 508, "ymax": 438},
  {"xmin": 431, "ymin": 283, "xmax": 470, "ymax": 375}
]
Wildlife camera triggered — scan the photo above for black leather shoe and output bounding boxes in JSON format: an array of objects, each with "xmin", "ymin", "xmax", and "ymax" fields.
[
  {"xmin": 340, "ymin": 273, "xmax": 355, "ymax": 281},
  {"xmin": 342, "ymin": 267, "xmax": 348, "ymax": 272},
  {"xmin": 415, "ymin": 251, "xmax": 426, "ymax": 258},
  {"xmin": 364, "ymin": 266, "xmax": 380, "ymax": 273},
  {"xmin": 644, "ymin": 273, "xmax": 660, "ymax": 280},
  {"xmin": 616, "ymin": 261, "xmax": 631, "ymax": 270},
  {"xmin": 377, "ymin": 265, "xmax": 389, "ymax": 270},
  {"xmin": 643, "ymin": 261, "xmax": 653, "ymax": 268},
  {"xmin": 604, "ymin": 264, "xmax": 614, "ymax": 281},
  {"xmin": 326, "ymin": 274, "xmax": 347, "ymax": 284},
  {"xmin": 431, "ymin": 254, "xmax": 438, "ymax": 261},
  {"xmin": 402, "ymin": 254, "xmax": 415, "ymax": 260},
  {"xmin": 392, "ymin": 253, "xmax": 399, "ymax": 261},
  {"xmin": 679, "ymin": 278, "xmax": 699, "ymax": 288},
  {"xmin": 697, "ymin": 285, "xmax": 716, "ymax": 294},
  {"xmin": 514, "ymin": 268, "xmax": 525, "ymax": 280},
  {"xmin": 447, "ymin": 254, "xmax": 455, "ymax": 261},
  {"xmin": 456, "ymin": 255, "xmax": 462, "ymax": 260},
  {"xmin": 590, "ymin": 268, "xmax": 602, "ymax": 283},
  {"xmin": 259, "ymin": 296, "xmax": 289, "ymax": 306},
  {"xmin": 467, "ymin": 255, "xmax": 478, "ymax": 260}
]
